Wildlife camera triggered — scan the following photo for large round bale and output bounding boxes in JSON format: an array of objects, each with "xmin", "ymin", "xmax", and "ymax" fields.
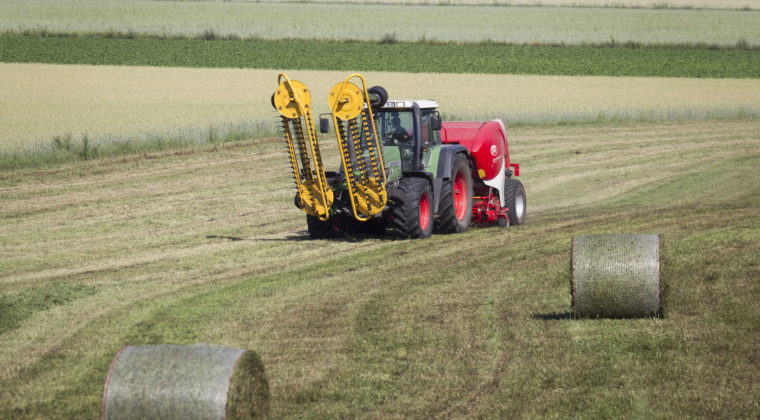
[
  {"xmin": 102, "ymin": 344, "xmax": 269, "ymax": 420},
  {"xmin": 572, "ymin": 234, "xmax": 661, "ymax": 318}
]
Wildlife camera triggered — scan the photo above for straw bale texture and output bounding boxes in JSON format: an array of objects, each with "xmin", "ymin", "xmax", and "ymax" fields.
[
  {"xmin": 572, "ymin": 234, "xmax": 661, "ymax": 318},
  {"xmin": 102, "ymin": 344, "xmax": 269, "ymax": 420}
]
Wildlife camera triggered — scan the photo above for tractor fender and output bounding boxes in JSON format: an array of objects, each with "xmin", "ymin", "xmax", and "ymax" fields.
[
  {"xmin": 434, "ymin": 146, "xmax": 469, "ymax": 214},
  {"xmin": 436, "ymin": 145, "xmax": 470, "ymax": 180}
]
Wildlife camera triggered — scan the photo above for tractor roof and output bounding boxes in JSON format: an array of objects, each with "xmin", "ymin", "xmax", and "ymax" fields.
[{"xmin": 380, "ymin": 100, "xmax": 439, "ymax": 110}]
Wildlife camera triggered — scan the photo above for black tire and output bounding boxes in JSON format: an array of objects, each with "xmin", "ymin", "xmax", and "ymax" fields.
[
  {"xmin": 306, "ymin": 215, "xmax": 335, "ymax": 239},
  {"xmin": 503, "ymin": 178, "xmax": 526, "ymax": 226},
  {"xmin": 344, "ymin": 217, "xmax": 386, "ymax": 236},
  {"xmin": 271, "ymin": 93, "xmax": 276, "ymax": 110},
  {"xmin": 390, "ymin": 177, "xmax": 434, "ymax": 239},
  {"xmin": 367, "ymin": 86, "xmax": 388, "ymax": 108},
  {"xmin": 435, "ymin": 153, "xmax": 473, "ymax": 234}
]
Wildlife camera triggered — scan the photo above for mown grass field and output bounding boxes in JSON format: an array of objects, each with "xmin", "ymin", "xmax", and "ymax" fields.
[
  {"xmin": 1, "ymin": 119, "xmax": 759, "ymax": 418},
  {"xmin": 2, "ymin": 0, "xmax": 759, "ymax": 46},
  {"xmin": 2, "ymin": 0, "xmax": 759, "ymax": 418}
]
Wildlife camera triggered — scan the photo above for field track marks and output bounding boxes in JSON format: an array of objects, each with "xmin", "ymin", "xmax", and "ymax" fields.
[{"xmin": 515, "ymin": 119, "xmax": 760, "ymax": 213}]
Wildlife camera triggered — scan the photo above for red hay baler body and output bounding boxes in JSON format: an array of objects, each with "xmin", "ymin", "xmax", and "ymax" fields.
[{"xmin": 441, "ymin": 119, "xmax": 521, "ymax": 226}]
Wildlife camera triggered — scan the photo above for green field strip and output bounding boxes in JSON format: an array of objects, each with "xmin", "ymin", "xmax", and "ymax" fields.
[{"xmin": 1, "ymin": 35, "xmax": 759, "ymax": 78}]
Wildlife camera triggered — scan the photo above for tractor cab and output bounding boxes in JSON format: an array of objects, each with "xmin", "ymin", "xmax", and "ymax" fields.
[
  {"xmin": 372, "ymin": 100, "xmax": 442, "ymax": 176},
  {"xmin": 320, "ymin": 99, "xmax": 443, "ymax": 180}
]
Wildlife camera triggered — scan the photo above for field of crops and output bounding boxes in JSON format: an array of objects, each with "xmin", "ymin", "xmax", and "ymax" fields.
[
  {"xmin": 3, "ymin": 63, "xmax": 760, "ymax": 166},
  {"xmin": 3, "ymin": 0, "xmax": 759, "ymax": 46},
  {"xmin": 4, "ymin": 35, "xmax": 758, "ymax": 79},
  {"xmin": 261, "ymin": 0, "xmax": 760, "ymax": 7},
  {"xmin": 2, "ymin": 0, "xmax": 759, "ymax": 418}
]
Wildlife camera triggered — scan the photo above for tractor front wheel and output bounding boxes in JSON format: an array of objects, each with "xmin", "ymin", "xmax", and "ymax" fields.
[
  {"xmin": 306, "ymin": 215, "xmax": 336, "ymax": 239},
  {"xmin": 435, "ymin": 153, "xmax": 473, "ymax": 234},
  {"xmin": 390, "ymin": 177, "xmax": 434, "ymax": 239}
]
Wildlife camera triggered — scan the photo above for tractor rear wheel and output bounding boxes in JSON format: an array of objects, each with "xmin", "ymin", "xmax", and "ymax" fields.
[
  {"xmin": 435, "ymin": 153, "xmax": 473, "ymax": 234},
  {"xmin": 390, "ymin": 177, "xmax": 434, "ymax": 239},
  {"xmin": 503, "ymin": 178, "xmax": 526, "ymax": 226},
  {"xmin": 306, "ymin": 215, "xmax": 335, "ymax": 239}
]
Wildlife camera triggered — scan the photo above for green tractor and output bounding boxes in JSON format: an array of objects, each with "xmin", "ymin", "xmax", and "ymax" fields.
[{"xmin": 272, "ymin": 73, "xmax": 525, "ymax": 239}]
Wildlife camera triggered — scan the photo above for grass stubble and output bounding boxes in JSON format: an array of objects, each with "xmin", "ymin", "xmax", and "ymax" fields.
[{"xmin": 0, "ymin": 118, "xmax": 758, "ymax": 418}]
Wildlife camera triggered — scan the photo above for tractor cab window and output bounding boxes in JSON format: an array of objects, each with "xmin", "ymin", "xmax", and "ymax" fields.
[
  {"xmin": 420, "ymin": 110, "xmax": 441, "ymax": 147},
  {"xmin": 419, "ymin": 110, "xmax": 440, "ymax": 170},
  {"xmin": 375, "ymin": 110, "xmax": 414, "ymax": 147},
  {"xmin": 375, "ymin": 109, "xmax": 416, "ymax": 172}
]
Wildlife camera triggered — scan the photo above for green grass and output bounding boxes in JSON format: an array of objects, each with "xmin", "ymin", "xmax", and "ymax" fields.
[
  {"xmin": 0, "ymin": 281, "xmax": 97, "ymax": 334},
  {"xmin": 1, "ymin": 119, "xmax": 758, "ymax": 418},
  {"xmin": 3, "ymin": 34, "xmax": 759, "ymax": 78},
  {"xmin": 2, "ymin": 0, "xmax": 759, "ymax": 46}
]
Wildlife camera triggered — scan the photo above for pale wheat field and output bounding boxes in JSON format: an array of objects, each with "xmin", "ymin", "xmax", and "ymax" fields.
[
  {"xmin": 76, "ymin": 0, "xmax": 760, "ymax": 9},
  {"xmin": 3, "ymin": 63, "xmax": 759, "ymax": 154},
  {"xmin": 2, "ymin": 0, "xmax": 759, "ymax": 45},
  {"xmin": 294, "ymin": 0, "xmax": 760, "ymax": 7}
]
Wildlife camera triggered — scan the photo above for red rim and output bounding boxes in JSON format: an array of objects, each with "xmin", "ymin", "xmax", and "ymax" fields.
[
  {"xmin": 453, "ymin": 172, "xmax": 467, "ymax": 221},
  {"xmin": 419, "ymin": 192, "xmax": 430, "ymax": 231}
]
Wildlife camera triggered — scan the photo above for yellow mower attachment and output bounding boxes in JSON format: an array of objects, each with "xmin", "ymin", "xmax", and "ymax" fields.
[
  {"xmin": 273, "ymin": 73, "xmax": 333, "ymax": 221},
  {"xmin": 329, "ymin": 74, "xmax": 388, "ymax": 221}
]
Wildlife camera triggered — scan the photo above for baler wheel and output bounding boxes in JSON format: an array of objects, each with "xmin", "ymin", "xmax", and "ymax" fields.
[
  {"xmin": 435, "ymin": 153, "xmax": 473, "ymax": 234},
  {"xmin": 390, "ymin": 177, "xmax": 434, "ymax": 239},
  {"xmin": 504, "ymin": 178, "xmax": 526, "ymax": 226}
]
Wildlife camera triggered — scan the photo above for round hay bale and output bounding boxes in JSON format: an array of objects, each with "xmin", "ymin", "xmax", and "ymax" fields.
[
  {"xmin": 102, "ymin": 344, "xmax": 269, "ymax": 420},
  {"xmin": 572, "ymin": 234, "xmax": 661, "ymax": 318}
]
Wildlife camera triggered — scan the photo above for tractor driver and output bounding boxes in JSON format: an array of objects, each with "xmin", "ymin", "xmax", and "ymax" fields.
[{"xmin": 389, "ymin": 115, "xmax": 411, "ymax": 144}]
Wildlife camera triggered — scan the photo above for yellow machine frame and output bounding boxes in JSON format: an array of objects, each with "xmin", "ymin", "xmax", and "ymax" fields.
[
  {"xmin": 328, "ymin": 74, "xmax": 388, "ymax": 222},
  {"xmin": 272, "ymin": 73, "xmax": 333, "ymax": 221}
]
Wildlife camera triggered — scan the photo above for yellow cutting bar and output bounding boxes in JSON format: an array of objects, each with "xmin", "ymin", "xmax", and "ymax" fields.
[
  {"xmin": 272, "ymin": 73, "xmax": 333, "ymax": 221},
  {"xmin": 328, "ymin": 74, "xmax": 388, "ymax": 222}
]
